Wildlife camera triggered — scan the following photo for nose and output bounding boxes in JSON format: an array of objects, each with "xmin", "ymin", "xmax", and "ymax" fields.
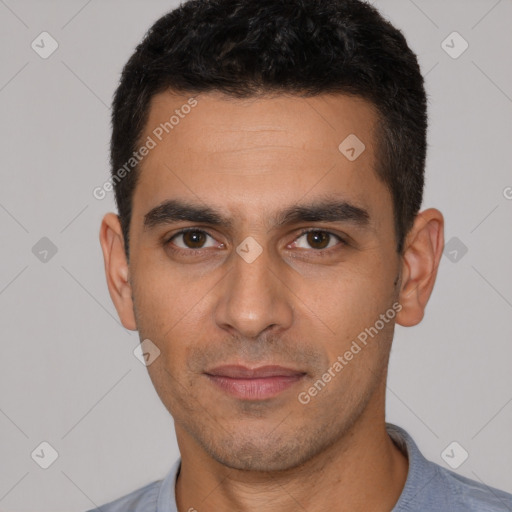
[{"xmin": 213, "ymin": 241, "xmax": 294, "ymax": 339}]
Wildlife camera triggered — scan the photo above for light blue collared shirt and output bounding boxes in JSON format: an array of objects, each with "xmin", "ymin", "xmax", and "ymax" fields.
[{"xmin": 86, "ymin": 423, "xmax": 512, "ymax": 511}]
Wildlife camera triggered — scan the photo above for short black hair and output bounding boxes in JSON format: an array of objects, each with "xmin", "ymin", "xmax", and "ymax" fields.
[{"xmin": 111, "ymin": 0, "xmax": 427, "ymax": 259}]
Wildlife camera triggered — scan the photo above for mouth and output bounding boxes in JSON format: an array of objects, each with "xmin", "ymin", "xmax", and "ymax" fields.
[{"xmin": 204, "ymin": 365, "xmax": 307, "ymax": 401}]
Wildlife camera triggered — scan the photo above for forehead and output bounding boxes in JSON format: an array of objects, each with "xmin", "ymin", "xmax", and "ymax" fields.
[
  {"xmin": 132, "ymin": 90, "xmax": 391, "ymax": 231},
  {"xmin": 144, "ymin": 90, "xmax": 378, "ymax": 154}
]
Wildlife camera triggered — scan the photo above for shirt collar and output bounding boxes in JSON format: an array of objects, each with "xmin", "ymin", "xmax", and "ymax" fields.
[
  {"xmin": 386, "ymin": 422, "xmax": 438, "ymax": 511},
  {"xmin": 157, "ymin": 457, "xmax": 181, "ymax": 512}
]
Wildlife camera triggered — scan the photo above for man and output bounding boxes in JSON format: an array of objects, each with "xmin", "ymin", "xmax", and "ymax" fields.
[{"xmin": 92, "ymin": 0, "xmax": 512, "ymax": 510}]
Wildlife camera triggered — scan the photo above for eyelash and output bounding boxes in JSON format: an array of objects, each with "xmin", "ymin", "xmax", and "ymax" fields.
[{"xmin": 164, "ymin": 227, "xmax": 347, "ymax": 257}]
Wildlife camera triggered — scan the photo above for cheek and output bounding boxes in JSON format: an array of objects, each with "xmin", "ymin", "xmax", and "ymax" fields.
[
  {"xmin": 131, "ymin": 257, "xmax": 209, "ymax": 333},
  {"xmin": 292, "ymin": 257, "xmax": 397, "ymax": 378},
  {"xmin": 131, "ymin": 266, "xmax": 215, "ymax": 372},
  {"xmin": 297, "ymin": 261, "xmax": 390, "ymax": 334}
]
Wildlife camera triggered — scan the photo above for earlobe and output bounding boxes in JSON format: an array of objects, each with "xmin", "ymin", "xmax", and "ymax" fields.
[
  {"xmin": 99, "ymin": 213, "xmax": 137, "ymax": 331},
  {"xmin": 395, "ymin": 208, "xmax": 444, "ymax": 327}
]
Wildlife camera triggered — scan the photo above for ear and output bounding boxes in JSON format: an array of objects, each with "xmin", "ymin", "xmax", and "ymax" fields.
[
  {"xmin": 395, "ymin": 208, "xmax": 444, "ymax": 327},
  {"xmin": 99, "ymin": 213, "xmax": 137, "ymax": 331}
]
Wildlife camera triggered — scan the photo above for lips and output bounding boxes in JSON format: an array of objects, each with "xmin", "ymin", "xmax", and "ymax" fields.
[
  {"xmin": 205, "ymin": 364, "xmax": 305, "ymax": 379},
  {"xmin": 204, "ymin": 365, "xmax": 306, "ymax": 400}
]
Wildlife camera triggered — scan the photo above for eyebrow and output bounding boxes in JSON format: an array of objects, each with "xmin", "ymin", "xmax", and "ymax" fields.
[{"xmin": 143, "ymin": 197, "xmax": 371, "ymax": 231}]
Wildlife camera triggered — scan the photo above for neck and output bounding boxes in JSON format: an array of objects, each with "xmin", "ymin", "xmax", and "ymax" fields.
[{"xmin": 174, "ymin": 405, "xmax": 408, "ymax": 512}]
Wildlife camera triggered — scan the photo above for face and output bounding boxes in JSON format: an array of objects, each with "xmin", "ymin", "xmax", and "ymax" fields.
[{"xmin": 101, "ymin": 91, "xmax": 437, "ymax": 473}]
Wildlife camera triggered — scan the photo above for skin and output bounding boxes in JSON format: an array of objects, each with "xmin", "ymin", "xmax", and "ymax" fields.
[{"xmin": 100, "ymin": 91, "xmax": 444, "ymax": 512}]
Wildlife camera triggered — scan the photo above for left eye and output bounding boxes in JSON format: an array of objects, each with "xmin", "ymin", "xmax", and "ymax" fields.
[{"xmin": 291, "ymin": 230, "xmax": 344, "ymax": 250}]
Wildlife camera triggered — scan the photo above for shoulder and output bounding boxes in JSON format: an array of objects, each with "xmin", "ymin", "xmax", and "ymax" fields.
[
  {"xmin": 83, "ymin": 458, "xmax": 181, "ymax": 512},
  {"xmin": 83, "ymin": 478, "xmax": 161, "ymax": 512},
  {"xmin": 386, "ymin": 423, "xmax": 512, "ymax": 512},
  {"xmin": 437, "ymin": 464, "xmax": 512, "ymax": 511}
]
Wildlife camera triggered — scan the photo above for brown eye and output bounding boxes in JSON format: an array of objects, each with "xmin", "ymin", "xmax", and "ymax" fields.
[
  {"xmin": 169, "ymin": 229, "xmax": 217, "ymax": 250},
  {"xmin": 292, "ymin": 230, "xmax": 345, "ymax": 251},
  {"xmin": 306, "ymin": 231, "xmax": 330, "ymax": 249},
  {"xmin": 182, "ymin": 230, "xmax": 207, "ymax": 248}
]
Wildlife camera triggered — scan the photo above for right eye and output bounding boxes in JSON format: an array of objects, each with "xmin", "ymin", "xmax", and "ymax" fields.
[{"xmin": 165, "ymin": 228, "xmax": 225, "ymax": 255}]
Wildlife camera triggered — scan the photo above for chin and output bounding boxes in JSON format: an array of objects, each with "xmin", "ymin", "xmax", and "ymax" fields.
[{"xmin": 203, "ymin": 434, "xmax": 314, "ymax": 473}]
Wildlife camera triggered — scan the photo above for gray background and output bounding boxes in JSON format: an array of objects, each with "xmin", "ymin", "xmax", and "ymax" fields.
[{"xmin": 0, "ymin": 0, "xmax": 511, "ymax": 510}]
